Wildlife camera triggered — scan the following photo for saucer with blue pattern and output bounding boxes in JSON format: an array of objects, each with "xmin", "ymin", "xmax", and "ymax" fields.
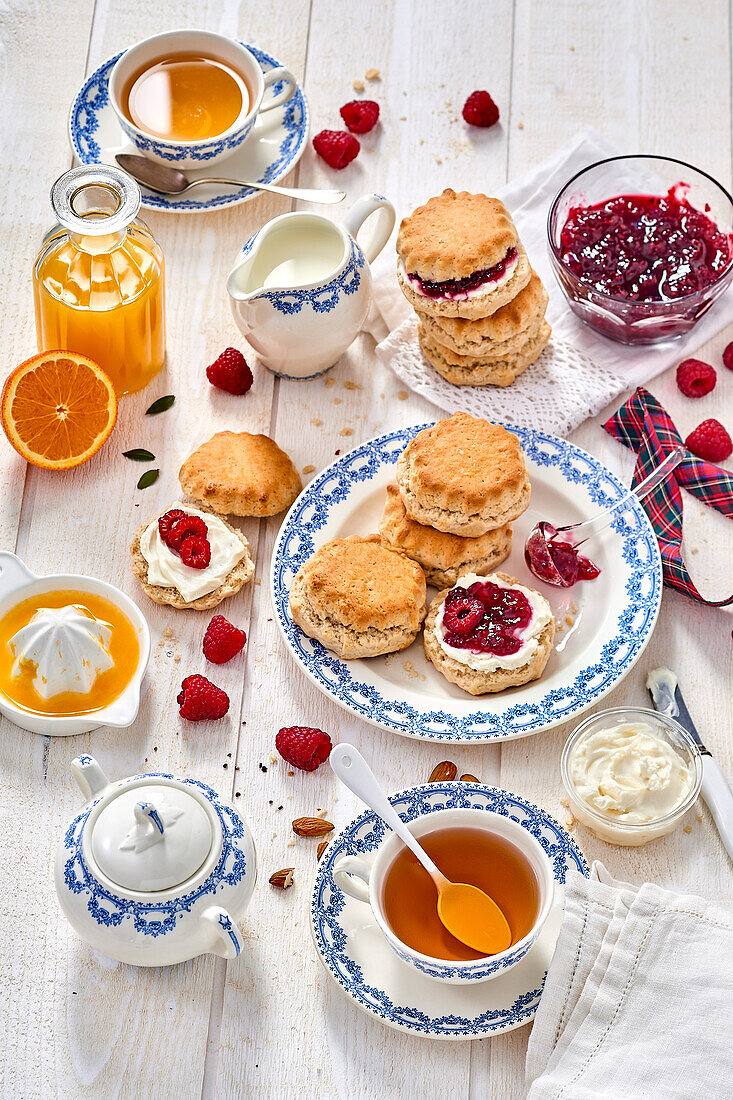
[
  {"xmin": 68, "ymin": 44, "xmax": 309, "ymax": 213},
  {"xmin": 310, "ymin": 782, "xmax": 588, "ymax": 1039}
]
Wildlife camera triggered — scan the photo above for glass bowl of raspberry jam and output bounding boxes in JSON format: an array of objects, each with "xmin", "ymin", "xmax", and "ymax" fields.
[{"xmin": 548, "ymin": 155, "xmax": 733, "ymax": 343}]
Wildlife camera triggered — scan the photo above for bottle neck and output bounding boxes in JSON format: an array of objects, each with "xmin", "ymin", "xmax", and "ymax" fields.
[{"xmin": 69, "ymin": 225, "xmax": 128, "ymax": 255}]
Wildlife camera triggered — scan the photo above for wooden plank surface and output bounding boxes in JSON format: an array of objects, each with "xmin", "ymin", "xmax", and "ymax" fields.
[{"xmin": 1, "ymin": 1, "xmax": 732, "ymax": 1098}]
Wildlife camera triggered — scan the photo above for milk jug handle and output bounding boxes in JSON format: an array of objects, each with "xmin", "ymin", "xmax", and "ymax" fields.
[{"xmin": 343, "ymin": 194, "xmax": 396, "ymax": 264}]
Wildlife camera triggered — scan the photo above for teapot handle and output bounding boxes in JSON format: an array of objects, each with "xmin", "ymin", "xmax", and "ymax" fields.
[
  {"xmin": 0, "ymin": 552, "xmax": 36, "ymax": 597},
  {"xmin": 201, "ymin": 906, "xmax": 243, "ymax": 960},
  {"xmin": 343, "ymin": 193, "xmax": 396, "ymax": 264},
  {"xmin": 72, "ymin": 755, "xmax": 111, "ymax": 800}
]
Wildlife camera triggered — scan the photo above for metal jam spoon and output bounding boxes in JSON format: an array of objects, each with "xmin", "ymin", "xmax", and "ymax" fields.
[
  {"xmin": 524, "ymin": 445, "xmax": 685, "ymax": 587},
  {"xmin": 115, "ymin": 154, "xmax": 346, "ymax": 205},
  {"xmin": 330, "ymin": 744, "xmax": 512, "ymax": 956}
]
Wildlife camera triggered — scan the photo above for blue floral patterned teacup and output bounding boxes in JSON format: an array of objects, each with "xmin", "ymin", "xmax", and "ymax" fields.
[
  {"xmin": 332, "ymin": 806, "xmax": 555, "ymax": 985},
  {"xmin": 109, "ymin": 29, "xmax": 297, "ymax": 169}
]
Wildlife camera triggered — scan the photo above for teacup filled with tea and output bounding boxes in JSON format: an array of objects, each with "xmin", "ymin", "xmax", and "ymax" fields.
[
  {"xmin": 109, "ymin": 29, "xmax": 297, "ymax": 168},
  {"xmin": 332, "ymin": 805, "xmax": 555, "ymax": 984}
]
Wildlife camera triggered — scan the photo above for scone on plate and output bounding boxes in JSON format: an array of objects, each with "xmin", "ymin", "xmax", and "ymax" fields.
[
  {"xmin": 289, "ymin": 534, "xmax": 427, "ymax": 659},
  {"xmin": 396, "ymin": 412, "xmax": 530, "ymax": 536},
  {"xmin": 131, "ymin": 501, "xmax": 254, "ymax": 610},
  {"xmin": 396, "ymin": 190, "xmax": 531, "ymax": 319},
  {"xmin": 379, "ymin": 484, "xmax": 512, "ymax": 587},
  {"xmin": 179, "ymin": 431, "xmax": 302, "ymax": 517},
  {"xmin": 418, "ymin": 319, "xmax": 551, "ymax": 387},
  {"xmin": 423, "ymin": 572, "xmax": 555, "ymax": 695}
]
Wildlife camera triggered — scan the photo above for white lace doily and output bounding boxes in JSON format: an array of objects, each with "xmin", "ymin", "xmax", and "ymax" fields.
[{"xmin": 374, "ymin": 316, "xmax": 628, "ymax": 437}]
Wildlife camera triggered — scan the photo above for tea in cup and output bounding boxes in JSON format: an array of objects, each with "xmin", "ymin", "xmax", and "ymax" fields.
[
  {"xmin": 109, "ymin": 29, "xmax": 297, "ymax": 168},
  {"xmin": 332, "ymin": 806, "xmax": 554, "ymax": 984}
]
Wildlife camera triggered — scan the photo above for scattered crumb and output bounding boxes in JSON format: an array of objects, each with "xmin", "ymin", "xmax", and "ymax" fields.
[
  {"xmin": 269, "ymin": 754, "xmax": 277, "ymax": 764},
  {"xmin": 565, "ymin": 817, "xmax": 574, "ymax": 829},
  {"xmin": 690, "ymin": 546, "xmax": 699, "ymax": 555},
  {"xmin": 683, "ymin": 825, "xmax": 692, "ymax": 834},
  {"xmin": 560, "ymin": 795, "xmax": 569, "ymax": 808},
  {"xmin": 316, "ymin": 808, "xmax": 329, "ymax": 819},
  {"xmin": 419, "ymin": 138, "xmax": 424, "ymax": 145},
  {"xmin": 302, "ymin": 464, "xmax": 315, "ymax": 474},
  {"xmin": 399, "ymin": 115, "xmax": 406, "ymax": 121},
  {"xmin": 556, "ymin": 622, "xmax": 564, "ymax": 632},
  {"xmin": 517, "ymin": 122, "xmax": 524, "ymax": 130},
  {"xmin": 333, "ymin": 397, "xmax": 342, "ymax": 405},
  {"xmin": 352, "ymin": 79, "xmax": 365, "ymax": 92},
  {"xmin": 569, "ymin": 44, "xmax": 575, "ymax": 50},
  {"xmin": 254, "ymin": 577, "xmax": 261, "ymax": 586},
  {"xmin": 287, "ymin": 770, "xmax": 294, "ymax": 777},
  {"xmin": 174, "ymin": 653, "xmax": 181, "ymax": 663},
  {"xmin": 435, "ymin": 155, "xmax": 442, "ymax": 164},
  {"xmin": 344, "ymin": 380, "xmax": 357, "ymax": 390},
  {"xmin": 565, "ymin": 615, "xmax": 574, "ymax": 627},
  {"xmin": 397, "ymin": 390, "xmax": 408, "ymax": 401},
  {"xmin": 365, "ymin": 68, "xmax": 380, "ymax": 80},
  {"xmin": 287, "ymin": 839, "xmax": 296, "ymax": 847},
  {"xmin": 570, "ymin": 601, "xmax": 578, "ymax": 614},
  {"xmin": 311, "ymin": 417, "xmax": 322, "ymax": 426},
  {"xmin": 403, "ymin": 661, "xmax": 419, "ymax": 679},
  {"xmin": 162, "ymin": 627, "xmax": 173, "ymax": 640},
  {"xmin": 339, "ymin": 427, "xmax": 353, "ymax": 436},
  {"xmin": 325, "ymin": 378, "xmax": 336, "ymax": 388},
  {"xmin": 696, "ymin": 811, "xmax": 703, "ymax": 821}
]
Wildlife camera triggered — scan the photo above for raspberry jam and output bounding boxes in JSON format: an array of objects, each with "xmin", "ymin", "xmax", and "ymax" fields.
[
  {"xmin": 442, "ymin": 581, "xmax": 533, "ymax": 655},
  {"xmin": 560, "ymin": 188, "xmax": 731, "ymax": 301},
  {"xmin": 524, "ymin": 524, "xmax": 600, "ymax": 588},
  {"xmin": 407, "ymin": 247, "xmax": 517, "ymax": 299}
]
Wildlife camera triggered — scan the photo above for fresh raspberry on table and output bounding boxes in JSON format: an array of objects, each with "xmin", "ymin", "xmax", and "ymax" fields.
[
  {"xmin": 206, "ymin": 347, "xmax": 254, "ymax": 395},
  {"xmin": 685, "ymin": 419, "xmax": 733, "ymax": 462},
  {"xmin": 180, "ymin": 535, "xmax": 211, "ymax": 570},
  {"xmin": 276, "ymin": 726, "xmax": 333, "ymax": 771},
  {"xmin": 676, "ymin": 358, "xmax": 717, "ymax": 398},
  {"xmin": 722, "ymin": 342, "xmax": 733, "ymax": 371},
  {"xmin": 177, "ymin": 674, "xmax": 229, "ymax": 721},
  {"xmin": 312, "ymin": 130, "xmax": 360, "ymax": 169},
  {"xmin": 168, "ymin": 514, "xmax": 208, "ymax": 551},
  {"xmin": 462, "ymin": 90, "xmax": 500, "ymax": 128},
  {"xmin": 339, "ymin": 99, "xmax": 380, "ymax": 134},
  {"xmin": 203, "ymin": 615, "xmax": 247, "ymax": 664},
  {"xmin": 442, "ymin": 591, "xmax": 485, "ymax": 635},
  {"xmin": 158, "ymin": 508, "xmax": 186, "ymax": 546}
]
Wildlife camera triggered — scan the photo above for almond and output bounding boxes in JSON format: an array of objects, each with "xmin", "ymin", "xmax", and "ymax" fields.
[
  {"xmin": 459, "ymin": 773, "xmax": 480, "ymax": 784},
  {"xmin": 428, "ymin": 760, "xmax": 457, "ymax": 783},
  {"xmin": 292, "ymin": 816, "xmax": 334, "ymax": 837},
  {"xmin": 316, "ymin": 840, "xmax": 328, "ymax": 861},
  {"xmin": 269, "ymin": 867, "xmax": 294, "ymax": 889}
]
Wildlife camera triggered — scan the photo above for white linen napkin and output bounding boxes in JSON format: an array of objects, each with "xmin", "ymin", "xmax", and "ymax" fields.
[
  {"xmin": 525, "ymin": 861, "xmax": 733, "ymax": 1100},
  {"xmin": 369, "ymin": 129, "xmax": 733, "ymax": 436}
]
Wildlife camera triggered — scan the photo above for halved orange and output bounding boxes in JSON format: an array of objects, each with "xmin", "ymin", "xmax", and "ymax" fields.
[{"xmin": 1, "ymin": 351, "xmax": 118, "ymax": 470}]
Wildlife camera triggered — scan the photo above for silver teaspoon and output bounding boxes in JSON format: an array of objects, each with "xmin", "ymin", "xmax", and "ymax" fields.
[{"xmin": 115, "ymin": 154, "xmax": 346, "ymax": 205}]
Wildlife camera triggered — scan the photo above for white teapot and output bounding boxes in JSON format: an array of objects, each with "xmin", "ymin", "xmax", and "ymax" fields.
[
  {"xmin": 55, "ymin": 755, "xmax": 256, "ymax": 966},
  {"xmin": 226, "ymin": 193, "xmax": 395, "ymax": 379}
]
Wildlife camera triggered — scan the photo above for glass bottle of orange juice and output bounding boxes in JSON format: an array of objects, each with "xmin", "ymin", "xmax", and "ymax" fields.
[{"xmin": 33, "ymin": 164, "xmax": 165, "ymax": 396}]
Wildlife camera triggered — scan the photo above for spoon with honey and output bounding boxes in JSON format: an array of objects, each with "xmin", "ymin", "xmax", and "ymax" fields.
[{"xmin": 330, "ymin": 743, "xmax": 511, "ymax": 955}]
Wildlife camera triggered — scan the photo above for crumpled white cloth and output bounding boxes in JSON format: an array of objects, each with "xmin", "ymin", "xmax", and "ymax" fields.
[
  {"xmin": 368, "ymin": 128, "xmax": 733, "ymax": 436},
  {"xmin": 526, "ymin": 861, "xmax": 733, "ymax": 1100}
]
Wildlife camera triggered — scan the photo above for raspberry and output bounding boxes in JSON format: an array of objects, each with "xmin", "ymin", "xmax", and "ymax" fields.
[
  {"xmin": 206, "ymin": 347, "xmax": 253, "ymax": 396},
  {"xmin": 723, "ymin": 342, "xmax": 733, "ymax": 371},
  {"xmin": 158, "ymin": 508, "xmax": 186, "ymax": 546},
  {"xmin": 685, "ymin": 419, "xmax": 733, "ymax": 462},
  {"xmin": 442, "ymin": 591, "xmax": 485, "ymax": 635},
  {"xmin": 312, "ymin": 130, "xmax": 360, "ymax": 169},
  {"xmin": 177, "ymin": 674, "xmax": 229, "ymax": 721},
  {"xmin": 276, "ymin": 726, "xmax": 332, "ymax": 772},
  {"xmin": 203, "ymin": 615, "xmax": 246, "ymax": 664},
  {"xmin": 676, "ymin": 358, "xmax": 717, "ymax": 398},
  {"xmin": 180, "ymin": 535, "xmax": 211, "ymax": 569},
  {"xmin": 168, "ymin": 515, "xmax": 208, "ymax": 551},
  {"xmin": 339, "ymin": 99, "xmax": 379, "ymax": 134},
  {"xmin": 462, "ymin": 90, "xmax": 500, "ymax": 128}
]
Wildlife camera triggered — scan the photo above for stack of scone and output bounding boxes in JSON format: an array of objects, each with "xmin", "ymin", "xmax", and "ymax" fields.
[{"xmin": 396, "ymin": 189, "xmax": 551, "ymax": 387}]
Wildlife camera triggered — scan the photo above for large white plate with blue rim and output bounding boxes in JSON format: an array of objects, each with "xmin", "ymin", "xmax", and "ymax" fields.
[
  {"xmin": 271, "ymin": 423, "xmax": 662, "ymax": 744},
  {"xmin": 68, "ymin": 44, "xmax": 308, "ymax": 213},
  {"xmin": 310, "ymin": 782, "xmax": 588, "ymax": 1039}
]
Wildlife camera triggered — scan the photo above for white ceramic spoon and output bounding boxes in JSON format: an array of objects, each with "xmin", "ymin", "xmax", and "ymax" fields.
[{"xmin": 330, "ymin": 743, "xmax": 511, "ymax": 955}]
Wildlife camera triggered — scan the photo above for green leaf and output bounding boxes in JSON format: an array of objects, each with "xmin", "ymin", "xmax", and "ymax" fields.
[
  {"xmin": 137, "ymin": 469, "xmax": 160, "ymax": 490},
  {"xmin": 122, "ymin": 448, "xmax": 155, "ymax": 462},
  {"xmin": 145, "ymin": 394, "xmax": 175, "ymax": 416}
]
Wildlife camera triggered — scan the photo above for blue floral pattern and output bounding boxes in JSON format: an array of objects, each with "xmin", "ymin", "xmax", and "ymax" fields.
[
  {"xmin": 271, "ymin": 423, "xmax": 662, "ymax": 742},
  {"xmin": 68, "ymin": 46, "xmax": 309, "ymax": 212},
  {"xmin": 311, "ymin": 783, "xmax": 588, "ymax": 1037},
  {"xmin": 63, "ymin": 774, "xmax": 248, "ymax": 936},
  {"xmin": 236, "ymin": 234, "xmax": 365, "ymax": 314}
]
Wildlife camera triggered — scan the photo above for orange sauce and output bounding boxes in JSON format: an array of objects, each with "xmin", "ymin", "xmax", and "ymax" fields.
[
  {"xmin": 381, "ymin": 826, "xmax": 539, "ymax": 961},
  {"xmin": 0, "ymin": 590, "xmax": 139, "ymax": 716}
]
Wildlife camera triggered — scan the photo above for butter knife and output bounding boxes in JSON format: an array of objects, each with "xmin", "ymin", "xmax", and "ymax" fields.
[{"xmin": 647, "ymin": 667, "xmax": 733, "ymax": 862}]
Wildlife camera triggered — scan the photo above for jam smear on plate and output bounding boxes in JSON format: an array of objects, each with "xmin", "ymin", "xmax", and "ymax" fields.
[
  {"xmin": 559, "ymin": 187, "xmax": 731, "ymax": 301},
  {"xmin": 407, "ymin": 247, "xmax": 517, "ymax": 299},
  {"xmin": 442, "ymin": 581, "xmax": 533, "ymax": 655}
]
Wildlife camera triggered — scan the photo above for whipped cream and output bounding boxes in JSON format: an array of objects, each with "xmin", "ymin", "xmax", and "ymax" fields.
[
  {"xmin": 9, "ymin": 605, "xmax": 113, "ymax": 698},
  {"xmin": 140, "ymin": 501, "xmax": 245, "ymax": 602},
  {"xmin": 569, "ymin": 721, "xmax": 694, "ymax": 827},
  {"xmin": 399, "ymin": 255, "xmax": 518, "ymax": 301},
  {"xmin": 434, "ymin": 573, "xmax": 553, "ymax": 672}
]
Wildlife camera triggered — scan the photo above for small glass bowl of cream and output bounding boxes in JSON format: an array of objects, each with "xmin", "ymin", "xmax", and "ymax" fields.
[{"xmin": 561, "ymin": 706, "xmax": 703, "ymax": 846}]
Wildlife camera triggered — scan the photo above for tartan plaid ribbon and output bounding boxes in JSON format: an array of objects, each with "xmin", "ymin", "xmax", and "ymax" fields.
[{"xmin": 603, "ymin": 387, "xmax": 733, "ymax": 606}]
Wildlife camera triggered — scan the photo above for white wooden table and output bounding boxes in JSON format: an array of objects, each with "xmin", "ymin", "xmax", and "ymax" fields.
[{"xmin": 1, "ymin": 2, "xmax": 732, "ymax": 1096}]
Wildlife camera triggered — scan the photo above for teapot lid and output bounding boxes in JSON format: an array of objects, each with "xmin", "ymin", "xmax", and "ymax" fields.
[{"xmin": 90, "ymin": 783, "xmax": 213, "ymax": 892}]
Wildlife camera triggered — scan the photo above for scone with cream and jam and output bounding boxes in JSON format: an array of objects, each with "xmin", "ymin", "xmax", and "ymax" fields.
[
  {"xmin": 423, "ymin": 572, "xmax": 554, "ymax": 695},
  {"xmin": 131, "ymin": 501, "xmax": 254, "ymax": 611},
  {"xmin": 289, "ymin": 534, "xmax": 426, "ymax": 659},
  {"xmin": 396, "ymin": 190, "xmax": 531, "ymax": 319}
]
